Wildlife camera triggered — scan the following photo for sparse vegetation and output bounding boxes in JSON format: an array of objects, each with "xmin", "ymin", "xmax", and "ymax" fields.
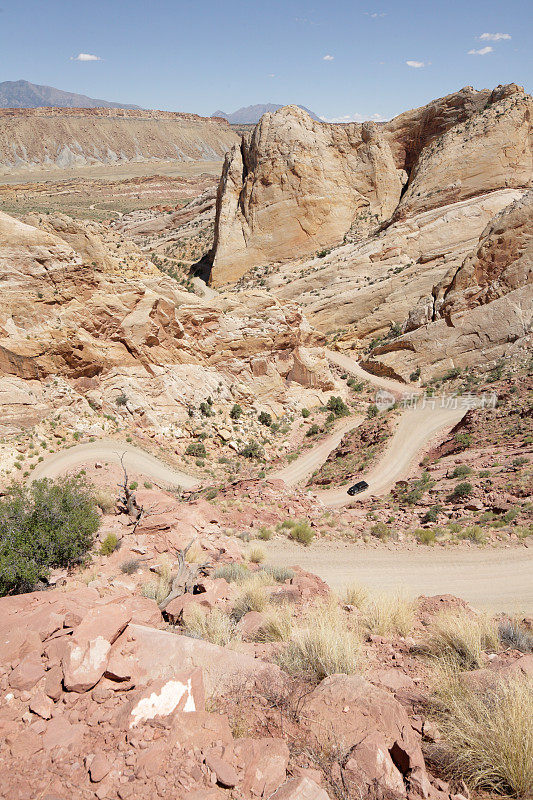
[
  {"xmin": 276, "ymin": 602, "xmax": 363, "ymax": 680},
  {"xmin": 424, "ymin": 609, "xmax": 499, "ymax": 669},
  {"xmin": 0, "ymin": 476, "xmax": 100, "ymax": 595},
  {"xmin": 363, "ymin": 591, "xmax": 415, "ymax": 636},
  {"xmin": 430, "ymin": 673, "xmax": 533, "ymax": 798},
  {"xmin": 100, "ymin": 532, "xmax": 120, "ymax": 555}
]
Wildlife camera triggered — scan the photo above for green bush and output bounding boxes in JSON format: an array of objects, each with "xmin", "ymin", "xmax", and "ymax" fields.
[
  {"xmin": 185, "ymin": 441, "xmax": 207, "ymax": 458},
  {"xmin": 367, "ymin": 403, "xmax": 379, "ymax": 418},
  {"xmin": 240, "ymin": 440, "xmax": 263, "ymax": 459},
  {"xmin": 415, "ymin": 528, "xmax": 436, "ymax": 545},
  {"xmin": 370, "ymin": 522, "xmax": 390, "ymax": 540},
  {"xmin": 258, "ymin": 411, "xmax": 272, "ymax": 427},
  {"xmin": 100, "ymin": 532, "xmax": 120, "ymax": 555},
  {"xmin": 0, "ymin": 476, "xmax": 100, "ymax": 595},
  {"xmin": 287, "ymin": 521, "xmax": 314, "ymax": 546},
  {"xmin": 453, "ymin": 482, "xmax": 473, "ymax": 499},
  {"xmin": 260, "ymin": 564, "xmax": 294, "ymax": 582},
  {"xmin": 452, "ymin": 465, "xmax": 472, "ymax": 479},
  {"xmin": 230, "ymin": 404, "xmax": 242, "ymax": 420},
  {"xmin": 301, "ymin": 408, "xmax": 310, "ymax": 418},
  {"xmin": 306, "ymin": 424, "xmax": 320, "ymax": 437},
  {"xmin": 326, "ymin": 396, "xmax": 350, "ymax": 418}
]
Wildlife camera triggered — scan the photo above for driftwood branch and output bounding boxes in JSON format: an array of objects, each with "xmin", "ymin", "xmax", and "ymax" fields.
[
  {"xmin": 117, "ymin": 454, "xmax": 144, "ymax": 532},
  {"xmin": 158, "ymin": 539, "xmax": 210, "ymax": 611}
]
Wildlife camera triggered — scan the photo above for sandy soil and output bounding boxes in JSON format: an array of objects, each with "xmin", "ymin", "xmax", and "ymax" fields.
[
  {"xmin": 0, "ymin": 160, "xmax": 224, "ymax": 185},
  {"xmin": 264, "ymin": 539, "xmax": 533, "ymax": 614}
]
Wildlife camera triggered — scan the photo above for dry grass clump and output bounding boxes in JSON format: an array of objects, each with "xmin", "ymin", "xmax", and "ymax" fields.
[
  {"xmin": 254, "ymin": 604, "xmax": 293, "ymax": 642},
  {"xmin": 213, "ymin": 563, "xmax": 250, "ymax": 583},
  {"xmin": 182, "ymin": 606, "xmax": 237, "ymax": 646},
  {"xmin": 93, "ymin": 488, "xmax": 116, "ymax": 513},
  {"xmin": 140, "ymin": 555, "xmax": 172, "ymax": 605},
  {"xmin": 184, "ymin": 540, "xmax": 205, "ymax": 564},
  {"xmin": 425, "ymin": 609, "xmax": 499, "ymax": 669},
  {"xmin": 363, "ymin": 590, "xmax": 415, "ymax": 637},
  {"xmin": 231, "ymin": 574, "xmax": 270, "ymax": 621},
  {"xmin": 341, "ymin": 581, "xmax": 369, "ymax": 609},
  {"xmin": 430, "ymin": 672, "xmax": 533, "ymax": 798},
  {"xmin": 260, "ymin": 564, "xmax": 294, "ymax": 583},
  {"xmin": 276, "ymin": 601, "xmax": 363, "ymax": 680},
  {"xmin": 247, "ymin": 545, "xmax": 266, "ymax": 564}
]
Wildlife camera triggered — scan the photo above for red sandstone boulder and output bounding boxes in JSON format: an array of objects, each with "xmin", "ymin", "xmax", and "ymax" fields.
[
  {"xmin": 270, "ymin": 777, "xmax": 332, "ymax": 800},
  {"xmin": 302, "ymin": 674, "xmax": 432, "ymax": 799}
]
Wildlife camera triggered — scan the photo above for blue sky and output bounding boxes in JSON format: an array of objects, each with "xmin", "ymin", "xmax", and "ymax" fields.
[{"xmin": 1, "ymin": 0, "xmax": 531, "ymax": 120}]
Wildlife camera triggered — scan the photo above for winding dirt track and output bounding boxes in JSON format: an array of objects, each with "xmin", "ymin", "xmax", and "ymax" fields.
[
  {"xmin": 263, "ymin": 540, "xmax": 533, "ymax": 614},
  {"xmin": 30, "ymin": 439, "xmax": 199, "ymax": 489}
]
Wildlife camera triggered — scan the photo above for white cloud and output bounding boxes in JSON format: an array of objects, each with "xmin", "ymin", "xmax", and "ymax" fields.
[
  {"xmin": 268, "ymin": 73, "xmax": 276, "ymax": 78},
  {"xmin": 468, "ymin": 46, "xmax": 493, "ymax": 55},
  {"xmin": 365, "ymin": 11, "xmax": 387, "ymax": 18},
  {"xmin": 480, "ymin": 32, "xmax": 511, "ymax": 41},
  {"xmin": 406, "ymin": 60, "xmax": 425, "ymax": 68},
  {"xmin": 71, "ymin": 53, "xmax": 102, "ymax": 62},
  {"xmin": 323, "ymin": 54, "xmax": 334, "ymax": 61},
  {"xmin": 320, "ymin": 112, "xmax": 389, "ymax": 123}
]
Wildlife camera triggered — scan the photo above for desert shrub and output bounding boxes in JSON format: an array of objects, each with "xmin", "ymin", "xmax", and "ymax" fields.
[
  {"xmin": 415, "ymin": 528, "xmax": 437, "ymax": 545},
  {"xmin": 363, "ymin": 591, "xmax": 415, "ymax": 637},
  {"xmin": 276, "ymin": 603, "xmax": 362, "ymax": 680},
  {"xmin": 140, "ymin": 555, "xmax": 172, "ymax": 604},
  {"xmin": 260, "ymin": 564, "xmax": 294, "ymax": 583},
  {"xmin": 452, "ymin": 465, "xmax": 472, "ymax": 479},
  {"xmin": 499, "ymin": 619, "xmax": 533, "ymax": 653},
  {"xmin": 230, "ymin": 404, "xmax": 242, "ymax": 420},
  {"xmin": 93, "ymin": 488, "xmax": 116, "ymax": 513},
  {"xmin": 115, "ymin": 392, "xmax": 128, "ymax": 407},
  {"xmin": 424, "ymin": 609, "xmax": 499, "ymax": 669},
  {"xmin": 120, "ymin": 558, "xmax": 141, "ymax": 574},
  {"xmin": 410, "ymin": 367, "xmax": 421, "ymax": 382},
  {"xmin": 254, "ymin": 605, "xmax": 293, "ymax": 642},
  {"xmin": 367, "ymin": 403, "xmax": 379, "ymax": 418},
  {"xmin": 454, "ymin": 433, "xmax": 472, "ymax": 450},
  {"xmin": 347, "ymin": 378, "xmax": 364, "ymax": 391},
  {"xmin": 213, "ymin": 563, "xmax": 250, "ymax": 583},
  {"xmin": 0, "ymin": 476, "xmax": 99, "ymax": 595},
  {"xmin": 453, "ymin": 481, "xmax": 473, "ymax": 499},
  {"xmin": 240, "ymin": 440, "xmax": 264, "ymax": 459},
  {"xmin": 370, "ymin": 522, "xmax": 390, "ymax": 540},
  {"xmin": 204, "ymin": 488, "xmax": 218, "ymax": 500},
  {"xmin": 257, "ymin": 526, "xmax": 273, "ymax": 540},
  {"xmin": 503, "ymin": 508, "xmax": 519, "ymax": 523},
  {"xmin": 423, "ymin": 505, "xmax": 442, "ymax": 523},
  {"xmin": 100, "ymin": 532, "xmax": 120, "ymax": 555},
  {"xmin": 430, "ymin": 673, "xmax": 533, "ymax": 798},
  {"xmin": 326, "ymin": 395, "xmax": 350, "ymax": 418},
  {"xmin": 185, "ymin": 441, "xmax": 206, "ymax": 458},
  {"xmin": 143, "ymin": 481, "xmax": 153, "ymax": 489},
  {"xmin": 301, "ymin": 408, "xmax": 310, "ymax": 418},
  {"xmin": 182, "ymin": 606, "xmax": 237, "ymax": 646},
  {"xmin": 258, "ymin": 411, "xmax": 272, "ymax": 427},
  {"xmin": 247, "ymin": 545, "xmax": 266, "ymax": 564},
  {"xmin": 306, "ymin": 424, "xmax": 320, "ymax": 437},
  {"xmin": 457, "ymin": 525, "xmax": 486, "ymax": 544},
  {"xmin": 287, "ymin": 521, "xmax": 314, "ymax": 546},
  {"xmin": 231, "ymin": 576, "xmax": 269, "ymax": 621},
  {"xmin": 341, "ymin": 581, "xmax": 369, "ymax": 608},
  {"xmin": 512, "ymin": 456, "xmax": 528, "ymax": 468}
]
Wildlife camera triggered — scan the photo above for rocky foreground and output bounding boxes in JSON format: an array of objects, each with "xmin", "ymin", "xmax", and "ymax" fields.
[{"xmin": 1, "ymin": 485, "xmax": 531, "ymax": 800}]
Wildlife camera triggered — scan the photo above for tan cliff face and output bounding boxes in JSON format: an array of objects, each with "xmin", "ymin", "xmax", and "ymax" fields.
[
  {"xmin": 364, "ymin": 191, "xmax": 533, "ymax": 381},
  {"xmin": 0, "ymin": 210, "xmax": 333, "ymax": 433},
  {"xmin": 209, "ymin": 84, "xmax": 532, "ymax": 287},
  {"xmin": 0, "ymin": 108, "xmax": 239, "ymax": 174}
]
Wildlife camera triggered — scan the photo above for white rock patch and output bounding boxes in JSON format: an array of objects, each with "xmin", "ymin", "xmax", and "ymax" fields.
[{"xmin": 130, "ymin": 678, "xmax": 195, "ymax": 727}]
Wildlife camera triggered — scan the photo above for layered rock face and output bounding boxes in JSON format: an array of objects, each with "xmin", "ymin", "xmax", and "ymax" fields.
[
  {"xmin": 209, "ymin": 84, "xmax": 532, "ymax": 286},
  {"xmin": 0, "ymin": 211, "xmax": 333, "ymax": 433},
  {"xmin": 0, "ymin": 108, "xmax": 239, "ymax": 173},
  {"xmin": 366, "ymin": 191, "xmax": 533, "ymax": 380}
]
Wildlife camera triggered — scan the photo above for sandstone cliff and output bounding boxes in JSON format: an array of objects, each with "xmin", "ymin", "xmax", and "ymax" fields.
[
  {"xmin": 364, "ymin": 191, "xmax": 533, "ymax": 380},
  {"xmin": 209, "ymin": 84, "xmax": 532, "ymax": 286},
  {"xmin": 0, "ymin": 211, "xmax": 333, "ymax": 434},
  {"xmin": 0, "ymin": 108, "xmax": 239, "ymax": 173}
]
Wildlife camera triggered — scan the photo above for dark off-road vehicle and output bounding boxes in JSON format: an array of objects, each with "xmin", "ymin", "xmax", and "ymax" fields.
[{"xmin": 347, "ymin": 480, "xmax": 369, "ymax": 496}]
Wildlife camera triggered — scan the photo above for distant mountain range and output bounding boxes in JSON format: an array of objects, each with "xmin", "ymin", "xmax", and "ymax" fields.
[
  {"xmin": 212, "ymin": 103, "xmax": 321, "ymax": 124},
  {"xmin": 0, "ymin": 80, "xmax": 141, "ymax": 109}
]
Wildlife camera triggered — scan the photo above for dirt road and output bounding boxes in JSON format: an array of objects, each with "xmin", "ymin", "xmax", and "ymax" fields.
[
  {"xmin": 272, "ymin": 416, "xmax": 363, "ymax": 487},
  {"xmin": 264, "ymin": 539, "xmax": 533, "ymax": 614},
  {"xmin": 326, "ymin": 349, "xmax": 420, "ymax": 397},
  {"xmin": 30, "ymin": 440, "xmax": 199, "ymax": 490}
]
